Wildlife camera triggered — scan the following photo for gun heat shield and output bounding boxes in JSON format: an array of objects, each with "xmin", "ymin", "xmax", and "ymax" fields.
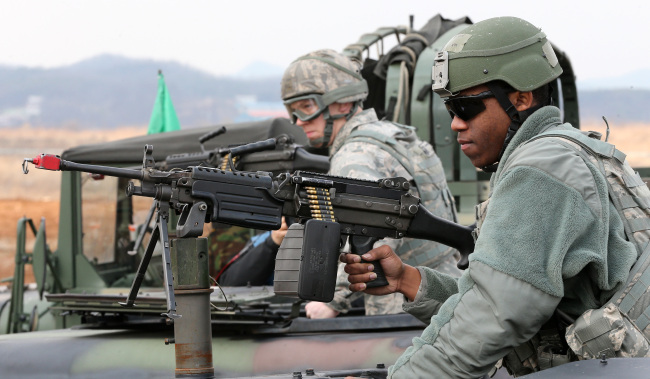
[{"xmin": 273, "ymin": 220, "xmax": 341, "ymax": 302}]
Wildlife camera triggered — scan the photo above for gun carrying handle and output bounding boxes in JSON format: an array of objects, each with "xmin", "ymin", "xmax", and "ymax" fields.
[
  {"xmin": 198, "ymin": 126, "xmax": 226, "ymax": 144},
  {"xmin": 229, "ymin": 138, "xmax": 277, "ymax": 157},
  {"xmin": 350, "ymin": 236, "xmax": 389, "ymax": 288}
]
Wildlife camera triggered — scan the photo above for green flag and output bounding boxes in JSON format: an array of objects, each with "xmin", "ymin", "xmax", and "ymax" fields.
[{"xmin": 147, "ymin": 71, "xmax": 181, "ymax": 134}]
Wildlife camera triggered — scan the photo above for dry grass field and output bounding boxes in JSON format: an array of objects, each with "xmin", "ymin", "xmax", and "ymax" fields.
[
  {"xmin": 585, "ymin": 121, "xmax": 650, "ymax": 168},
  {"xmin": 0, "ymin": 125, "xmax": 144, "ymax": 283},
  {"xmin": 0, "ymin": 122, "xmax": 649, "ymax": 284}
]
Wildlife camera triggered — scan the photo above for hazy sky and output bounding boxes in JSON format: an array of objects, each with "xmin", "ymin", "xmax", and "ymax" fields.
[{"xmin": 1, "ymin": 0, "xmax": 648, "ymax": 83}]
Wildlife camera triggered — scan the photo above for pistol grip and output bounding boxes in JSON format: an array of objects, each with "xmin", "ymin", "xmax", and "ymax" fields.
[{"xmin": 350, "ymin": 236, "xmax": 388, "ymax": 288}]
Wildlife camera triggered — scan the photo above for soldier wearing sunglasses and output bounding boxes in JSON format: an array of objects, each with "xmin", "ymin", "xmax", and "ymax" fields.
[
  {"xmin": 342, "ymin": 17, "xmax": 647, "ymax": 378},
  {"xmin": 281, "ymin": 49, "xmax": 461, "ymax": 320}
]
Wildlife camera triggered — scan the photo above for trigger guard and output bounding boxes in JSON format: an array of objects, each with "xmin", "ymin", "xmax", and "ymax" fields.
[{"xmin": 176, "ymin": 202, "xmax": 207, "ymax": 238}]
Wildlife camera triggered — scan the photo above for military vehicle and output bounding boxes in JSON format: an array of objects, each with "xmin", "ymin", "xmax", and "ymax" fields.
[{"xmin": 2, "ymin": 13, "xmax": 650, "ymax": 379}]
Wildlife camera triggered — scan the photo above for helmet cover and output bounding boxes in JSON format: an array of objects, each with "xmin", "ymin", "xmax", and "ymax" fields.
[{"xmin": 281, "ymin": 49, "xmax": 368, "ymax": 106}]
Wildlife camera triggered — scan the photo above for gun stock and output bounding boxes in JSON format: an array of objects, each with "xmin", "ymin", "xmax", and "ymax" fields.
[{"xmin": 406, "ymin": 205, "xmax": 475, "ymax": 269}]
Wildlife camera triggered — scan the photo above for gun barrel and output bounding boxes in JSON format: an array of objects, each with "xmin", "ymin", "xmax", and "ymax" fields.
[
  {"xmin": 59, "ymin": 159, "xmax": 144, "ymax": 180},
  {"xmin": 229, "ymin": 138, "xmax": 277, "ymax": 157},
  {"xmin": 24, "ymin": 153, "xmax": 143, "ymax": 181}
]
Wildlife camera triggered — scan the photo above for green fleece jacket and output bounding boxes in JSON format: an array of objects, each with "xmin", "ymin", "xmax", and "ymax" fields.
[{"xmin": 389, "ymin": 106, "xmax": 638, "ymax": 378}]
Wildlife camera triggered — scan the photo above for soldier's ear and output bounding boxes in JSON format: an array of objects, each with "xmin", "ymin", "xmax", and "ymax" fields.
[{"xmin": 511, "ymin": 91, "xmax": 534, "ymax": 112}]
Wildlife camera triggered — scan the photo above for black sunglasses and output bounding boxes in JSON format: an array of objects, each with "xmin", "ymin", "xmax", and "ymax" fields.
[{"xmin": 444, "ymin": 90, "xmax": 495, "ymax": 121}]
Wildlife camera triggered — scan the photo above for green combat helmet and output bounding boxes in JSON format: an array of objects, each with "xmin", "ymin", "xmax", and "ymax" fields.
[
  {"xmin": 432, "ymin": 17, "xmax": 563, "ymax": 171},
  {"xmin": 281, "ymin": 49, "xmax": 369, "ymax": 147},
  {"xmin": 432, "ymin": 16, "xmax": 562, "ymax": 96}
]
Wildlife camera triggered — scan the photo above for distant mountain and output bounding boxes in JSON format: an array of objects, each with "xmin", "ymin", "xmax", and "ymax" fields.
[
  {"xmin": 578, "ymin": 89, "xmax": 650, "ymax": 124},
  {"xmin": 577, "ymin": 68, "xmax": 650, "ymax": 91},
  {"xmin": 1, "ymin": 55, "xmax": 649, "ymax": 129},
  {"xmin": 0, "ymin": 54, "xmax": 282, "ymax": 129},
  {"xmin": 235, "ymin": 61, "xmax": 285, "ymax": 79}
]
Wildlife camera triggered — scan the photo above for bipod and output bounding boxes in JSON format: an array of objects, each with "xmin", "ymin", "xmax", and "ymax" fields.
[
  {"xmin": 119, "ymin": 200, "xmax": 179, "ymax": 319},
  {"xmin": 127, "ymin": 199, "xmax": 156, "ymax": 256}
]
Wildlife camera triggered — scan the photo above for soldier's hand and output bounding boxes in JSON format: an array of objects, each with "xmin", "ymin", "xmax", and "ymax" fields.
[
  {"xmin": 305, "ymin": 301, "xmax": 340, "ymax": 319},
  {"xmin": 340, "ymin": 245, "xmax": 404, "ymax": 295},
  {"xmin": 341, "ymin": 245, "xmax": 422, "ymax": 300},
  {"xmin": 270, "ymin": 217, "xmax": 288, "ymax": 246}
]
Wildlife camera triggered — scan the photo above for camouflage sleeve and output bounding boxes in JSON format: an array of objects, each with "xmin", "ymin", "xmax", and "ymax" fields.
[
  {"xmin": 328, "ymin": 263, "xmax": 357, "ymax": 313},
  {"xmin": 332, "ymin": 133, "xmax": 461, "ymax": 276},
  {"xmin": 328, "ymin": 141, "xmax": 408, "ymax": 314},
  {"xmin": 330, "ymin": 139, "xmax": 410, "ymax": 181}
]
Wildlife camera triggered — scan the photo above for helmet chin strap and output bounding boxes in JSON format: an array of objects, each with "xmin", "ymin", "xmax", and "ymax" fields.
[
  {"xmin": 308, "ymin": 114, "xmax": 335, "ymax": 148},
  {"xmin": 307, "ymin": 101, "xmax": 362, "ymax": 148},
  {"xmin": 480, "ymin": 83, "xmax": 543, "ymax": 173}
]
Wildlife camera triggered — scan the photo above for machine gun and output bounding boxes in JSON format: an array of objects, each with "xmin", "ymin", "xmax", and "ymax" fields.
[
  {"xmin": 23, "ymin": 142, "xmax": 475, "ymax": 315},
  {"xmin": 162, "ymin": 126, "xmax": 329, "ymax": 176},
  {"xmin": 131, "ymin": 127, "xmax": 329, "ymax": 257}
]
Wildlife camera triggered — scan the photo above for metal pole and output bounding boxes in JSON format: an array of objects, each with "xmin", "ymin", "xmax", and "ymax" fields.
[{"xmin": 171, "ymin": 237, "xmax": 214, "ymax": 378}]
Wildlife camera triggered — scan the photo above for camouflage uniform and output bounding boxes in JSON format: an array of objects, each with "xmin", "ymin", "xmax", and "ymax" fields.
[
  {"xmin": 327, "ymin": 108, "xmax": 460, "ymax": 316},
  {"xmin": 565, "ymin": 304, "xmax": 650, "ymax": 360},
  {"xmin": 207, "ymin": 225, "xmax": 253, "ymax": 278}
]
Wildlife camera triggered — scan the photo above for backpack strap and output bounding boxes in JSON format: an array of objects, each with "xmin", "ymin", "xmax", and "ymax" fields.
[
  {"xmin": 613, "ymin": 240, "xmax": 650, "ymax": 333},
  {"xmin": 529, "ymin": 129, "xmax": 620, "ymax": 160},
  {"xmin": 346, "ymin": 129, "xmax": 411, "ymax": 169},
  {"xmin": 344, "ymin": 129, "xmax": 419, "ymax": 186}
]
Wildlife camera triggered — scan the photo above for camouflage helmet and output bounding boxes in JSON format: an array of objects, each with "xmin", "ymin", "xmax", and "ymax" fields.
[
  {"xmin": 432, "ymin": 17, "xmax": 563, "ymax": 97},
  {"xmin": 281, "ymin": 49, "xmax": 368, "ymax": 107}
]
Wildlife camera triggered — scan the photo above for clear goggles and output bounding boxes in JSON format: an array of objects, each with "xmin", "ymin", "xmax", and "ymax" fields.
[{"xmin": 283, "ymin": 95, "xmax": 328, "ymax": 124}]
